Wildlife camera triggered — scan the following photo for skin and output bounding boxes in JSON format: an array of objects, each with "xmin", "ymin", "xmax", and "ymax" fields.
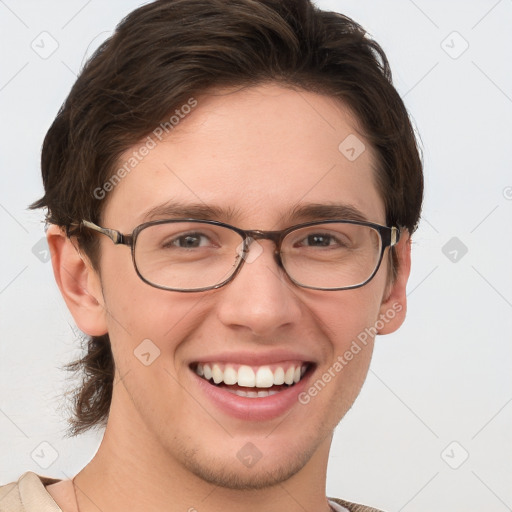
[{"xmin": 46, "ymin": 83, "xmax": 411, "ymax": 512}]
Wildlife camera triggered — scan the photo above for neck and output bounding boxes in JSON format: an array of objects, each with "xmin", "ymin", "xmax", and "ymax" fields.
[{"xmin": 72, "ymin": 387, "xmax": 333, "ymax": 512}]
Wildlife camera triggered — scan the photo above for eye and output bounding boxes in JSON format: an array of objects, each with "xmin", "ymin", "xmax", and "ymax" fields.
[
  {"xmin": 303, "ymin": 234, "xmax": 335, "ymax": 247},
  {"xmin": 165, "ymin": 232, "xmax": 213, "ymax": 249},
  {"xmin": 296, "ymin": 232, "xmax": 348, "ymax": 248}
]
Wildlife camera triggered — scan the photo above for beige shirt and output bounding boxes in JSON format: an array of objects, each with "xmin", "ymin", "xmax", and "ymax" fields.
[{"xmin": 0, "ymin": 471, "xmax": 384, "ymax": 512}]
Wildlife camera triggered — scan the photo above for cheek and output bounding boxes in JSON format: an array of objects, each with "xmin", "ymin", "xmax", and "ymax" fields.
[
  {"xmin": 297, "ymin": 296, "xmax": 379, "ymax": 422},
  {"xmin": 302, "ymin": 285, "xmax": 383, "ymax": 396},
  {"xmin": 97, "ymin": 248, "xmax": 207, "ymax": 365},
  {"xmin": 307, "ymin": 284, "xmax": 383, "ymax": 351},
  {"xmin": 104, "ymin": 286, "xmax": 207, "ymax": 361}
]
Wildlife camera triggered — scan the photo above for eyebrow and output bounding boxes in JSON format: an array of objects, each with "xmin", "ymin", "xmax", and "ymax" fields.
[
  {"xmin": 286, "ymin": 203, "xmax": 370, "ymax": 223},
  {"xmin": 139, "ymin": 201, "xmax": 370, "ymax": 224},
  {"xmin": 140, "ymin": 201, "xmax": 237, "ymax": 223}
]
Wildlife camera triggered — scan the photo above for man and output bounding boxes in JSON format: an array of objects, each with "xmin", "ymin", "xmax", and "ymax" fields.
[{"xmin": 0, "ymin": 0, "xmax": 422, "ymax": 511}]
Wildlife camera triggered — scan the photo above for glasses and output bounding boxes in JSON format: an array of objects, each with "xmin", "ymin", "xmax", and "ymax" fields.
[{"xmin": 80, "ymin": 218, "xmax": 400, "ymax": 292}]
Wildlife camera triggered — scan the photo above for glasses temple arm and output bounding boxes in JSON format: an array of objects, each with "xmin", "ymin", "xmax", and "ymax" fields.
[
  {"xmin": 81, "ymin": 220, "xmax": 132, "ymax": 245},
  {"xmin": 390, "ymin": 226, "xmax": 400, "ymax": 246}
]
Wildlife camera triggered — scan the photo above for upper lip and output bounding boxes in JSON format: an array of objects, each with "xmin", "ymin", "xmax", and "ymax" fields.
[{"xmin": 189, "ymin": 350, "xmax": 316, "ymax": 367}]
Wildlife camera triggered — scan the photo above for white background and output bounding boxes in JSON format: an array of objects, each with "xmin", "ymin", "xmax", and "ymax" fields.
[{"xmin": 0, "ymin": 1, "xmax": 511, "ymax": 511}]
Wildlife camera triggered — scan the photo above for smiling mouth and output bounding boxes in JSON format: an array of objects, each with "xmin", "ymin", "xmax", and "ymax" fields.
[{"xmin": 191, "ymin": 362, "xmax": 313, "ymax": 398}]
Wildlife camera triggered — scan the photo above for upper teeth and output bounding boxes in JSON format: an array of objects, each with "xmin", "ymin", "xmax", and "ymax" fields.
[{"xmin": 195, "ymin": 363, "xmax": 307, "ymax": 388}]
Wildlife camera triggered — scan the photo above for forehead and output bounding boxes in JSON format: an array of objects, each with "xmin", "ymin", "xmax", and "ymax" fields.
[{"xmin": 103, "ymin": 83, "xmax": 385, "ymax": 229}]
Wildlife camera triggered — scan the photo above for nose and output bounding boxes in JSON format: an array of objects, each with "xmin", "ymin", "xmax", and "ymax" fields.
[{"xmin": 215, "ymin": 239, "xmax": 303, "ymax": 338}]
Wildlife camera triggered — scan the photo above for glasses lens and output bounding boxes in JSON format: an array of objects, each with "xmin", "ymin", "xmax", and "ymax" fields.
[
  {"xmin": 281, "ymin": 222, "xmax": 382, "ymax": 289},
  {"xmin": 134, "ymin": 222, "xmax": 244, "ymax": 291}
]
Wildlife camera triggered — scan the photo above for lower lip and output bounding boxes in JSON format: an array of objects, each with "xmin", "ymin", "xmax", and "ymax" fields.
[{"xmin": 191, "ymin": 368, "xmax": 313, "ymax": 421}]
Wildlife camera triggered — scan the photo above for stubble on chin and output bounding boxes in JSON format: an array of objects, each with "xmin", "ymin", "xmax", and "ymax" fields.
[{"xmin": 170, "ymin": 429, "xmax": 330, "ymax": 491}]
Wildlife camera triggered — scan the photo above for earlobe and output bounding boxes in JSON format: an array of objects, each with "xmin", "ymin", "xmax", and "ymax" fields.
[
  {"xmin": 46, "ymin": 224, "xmax": 108, "ymax": 336},
  {"xmin": 376, "ymin": 230, "xmax": 412, "ymax": 335}
]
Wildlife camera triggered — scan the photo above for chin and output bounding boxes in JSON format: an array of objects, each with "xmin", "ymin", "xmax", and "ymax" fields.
[
  {"xmin": 174, "ymin": 431, "xmax": 326, "ymax": 490},
  {"xmin": 185, "ymin": 452, "xmax": 310, "ymax": 490}
]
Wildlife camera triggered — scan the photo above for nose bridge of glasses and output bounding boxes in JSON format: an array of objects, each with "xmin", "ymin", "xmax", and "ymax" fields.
[
  {"xmin": 241, "ymin": 229, "xmax": 284, "ymax": 266},
  {"xmin": 244, "ymin": 229, "xmax": 282, "ymax": 245}
]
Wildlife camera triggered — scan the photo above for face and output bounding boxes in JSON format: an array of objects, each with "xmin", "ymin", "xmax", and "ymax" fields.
[{"xmin": 67, "ymin": 84, "xmax": 408, "ymax": 489}]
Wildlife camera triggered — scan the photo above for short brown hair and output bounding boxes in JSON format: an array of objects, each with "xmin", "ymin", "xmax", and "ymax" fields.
[{"xmin": 31, "ymin": 0, "xmax": 423, "ymax": 436}]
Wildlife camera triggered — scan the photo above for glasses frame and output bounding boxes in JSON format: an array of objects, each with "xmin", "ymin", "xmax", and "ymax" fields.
[{"xmin": 81, "ymin": 218, "xmax": 400, "ymax": 292}]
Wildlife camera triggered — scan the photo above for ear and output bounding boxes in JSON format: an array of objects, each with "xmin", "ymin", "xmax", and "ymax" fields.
[
  {"xmin": 376, "ymin": 229, "xmax": 412, "ymax": 335},
  {"xmin": 46, "ymin": 224, "xmax": 108, "ymax": 336}
]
